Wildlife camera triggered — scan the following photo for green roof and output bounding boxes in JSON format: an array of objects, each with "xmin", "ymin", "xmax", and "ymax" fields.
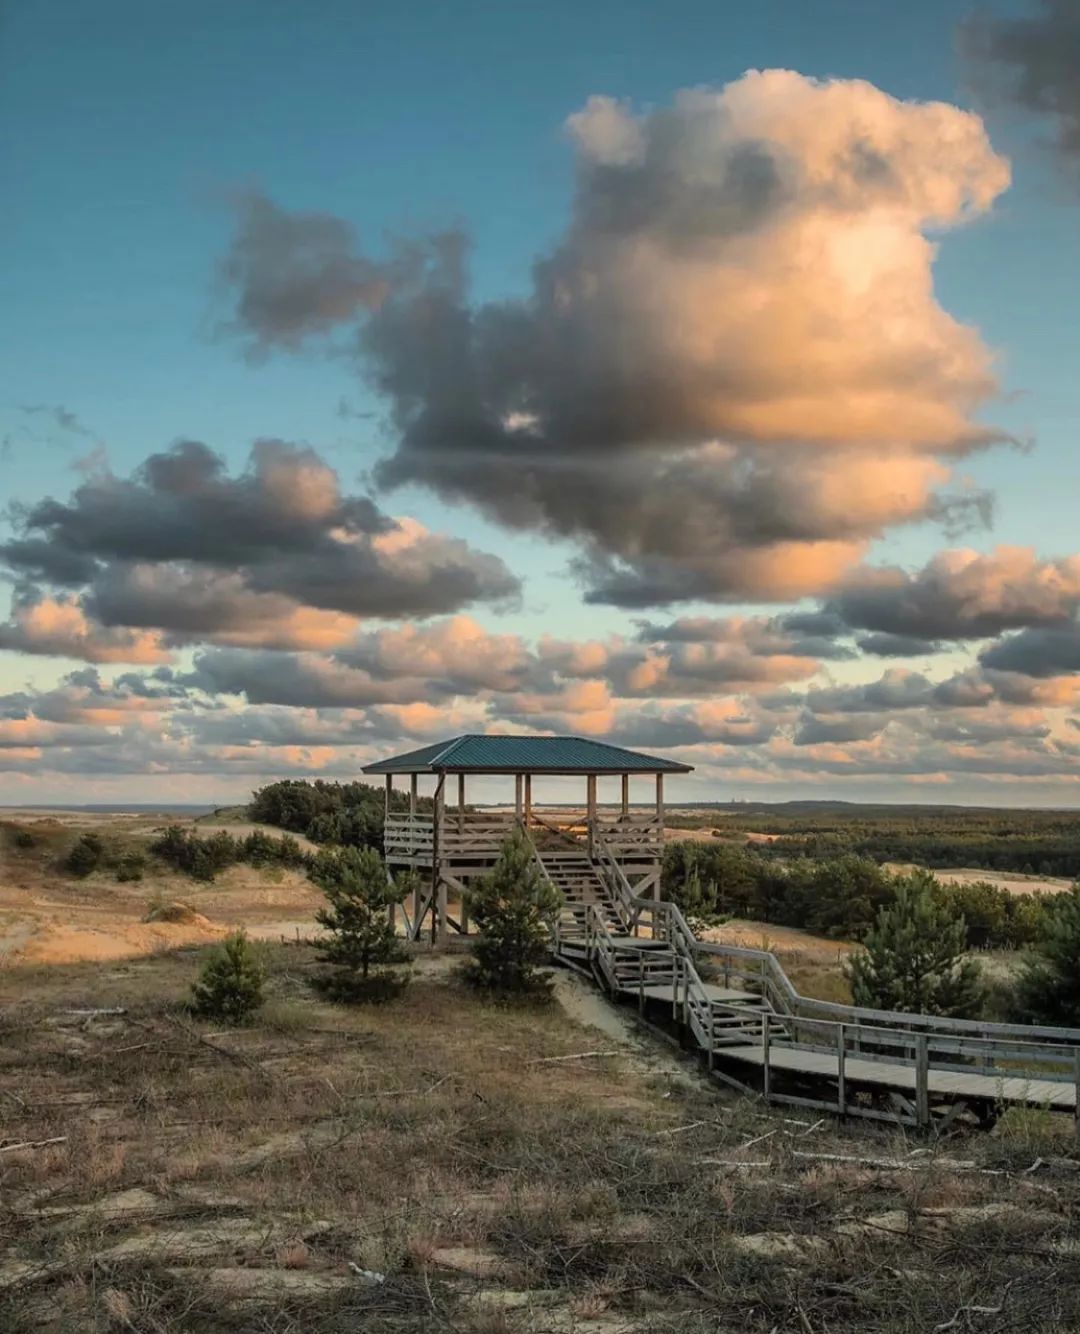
[{"xmin": 362, "ymin": 734, "xmax": 693, "ymax": 775}]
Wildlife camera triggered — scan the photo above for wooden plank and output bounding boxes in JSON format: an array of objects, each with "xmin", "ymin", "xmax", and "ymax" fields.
[{"xmin": 717, "ymin": 1043, "xmax": 1078, "ymax": 1110}]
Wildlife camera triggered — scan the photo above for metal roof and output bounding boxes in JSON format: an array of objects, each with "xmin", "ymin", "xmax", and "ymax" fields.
[{"xmin": 362, "ymin": 734, "xmax": 693, "ymax": 775}]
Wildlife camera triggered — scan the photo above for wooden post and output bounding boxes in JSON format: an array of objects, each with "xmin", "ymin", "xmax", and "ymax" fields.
[
  {"xmin": 587, "ymin": 774, "xmax": 597, "ymax": 857},
  {"xmin": 837, "ymin": 1023, "xmax": 846, "ymax": 1118},
  {"xmin": 621, "ymin": 773, "xmax": 629, "ymax": 819},
  {"xmin": 384, "ymin": 774, "xmax": 396, "ymax": 932},
  {"xmin": 1073, "ymin": 1050, "xmax": 1080, "ymax": 1136},
  {"xmin": 409, "ymin": 772, "xmax": 417, "ymax": 816},
  {"xmin": 915, "ymin": 1034, "xmax": 930, "ymax": 1128},
  {"xmin": 514, "ymin": 773, "xmax": 523, "ymax": 824},
  {"xmin": 457, "ymin": 773, "xmax": 465, "ymax": 833},
  {"xmin": 762, "ymin": 1011, "xmax": 771, "ymax": 1102},
  {"xmin": 524, "ymin": 773, "xmax": 532, "ymax": 827},
  {"xmin": 432, "ymin": 775, "xmax": 446, "ymax": 945}
]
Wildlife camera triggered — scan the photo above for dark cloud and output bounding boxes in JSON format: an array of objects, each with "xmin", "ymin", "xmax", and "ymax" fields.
[
  {"xmin": 856, "ymin": 632, "xmax": 943, "ymax": 657},
  {"xmin": 806, "ymin": 670, "xmax": 935, "ymax": 714},
  {"xmin": 220, "ymin": 190, "xmax": 388, "ymax": 357},
  {"xmin": 963, "ymin": 0, "xmax": 1080, "ymax": 174},
  {"xmin": 1, "ymin": 440, "xmax": 520, "ymax": 658},
  {"xmin": 793, "ymin": 712, "xmax": 890, "ymax": 745},
  {"xmin": 825, "ymin": 548, "xmax": 1080, "ymax": 643},
  {"xmin": 980, "ymin": 621, "xmax": 1080, "ymax": 677}
]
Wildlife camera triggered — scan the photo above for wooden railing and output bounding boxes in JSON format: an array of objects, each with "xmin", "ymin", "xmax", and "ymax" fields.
[
  {"xmin": 586, "ymin": 830, "xmax": 1080, "ymax": 1128},
  {"xmin": 384, "ymin": 807, "xmax": 665, "ymax": 864}
]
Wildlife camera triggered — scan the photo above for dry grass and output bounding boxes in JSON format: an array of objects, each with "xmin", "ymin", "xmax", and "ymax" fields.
[{"xmin": 2, "ymin": 943, "xmax": 1080, "ymax": 1332}]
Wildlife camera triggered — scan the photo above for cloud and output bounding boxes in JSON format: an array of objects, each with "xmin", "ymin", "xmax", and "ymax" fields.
[
  {"xmin": 963, "ymin": 0, "xmax": 1080, "ymax": 175},
  {"xmin": 220, "ymin": 190, "xmax": 388, "ymax": 357},
  {"xmin": 0, "ymin": 592, "xmax": 170, "ymax": 664},
  {"xmin": 980, "ymin": 621, "xmax": 1080, "ymax": 678},
  {"xmin": 827, "ymin": 546, "xmax": 1080, "ymax": 643},
  {"xmin": 1, "ymin": 439, "xmax": 520, "ymax": 660},
  {"xmin": 19, "ymin": 404, "xmax": 96, "ymax": 440},
  {"xmin": 350, "ymin": 71, "xmax": 1009, "ymax": 605}
]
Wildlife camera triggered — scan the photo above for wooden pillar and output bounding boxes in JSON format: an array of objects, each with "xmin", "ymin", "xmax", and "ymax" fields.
[
  {"xmin": 915, "ymin": 1034, "xmax": 930, "ymax": 1129},
  {"xmin": 620, "ymin": 774, "xmax": 629, "ymax": 819},
  {"xmin": 457, "ymin": 773, "xmax": 465, "ymax": 832},
  {"xmin": 586, "ymin": 774, "xmax": 597, "ymax": 857},
  {"xmin": 409, "ymin": 772, "xmax": 418, "ymax": 815},
  {"xmin": 654, "ymin": 773, "xmax": 665, "ymax": 901},
  {"xmin": 514, "ymin": 773, "xmax": 523, "ymax": 823},
  {"xmin": 385, "ymin": 774, "xmax": 396, "ymax": 932},
  {"xmin": 524, "ymin": 773, "xmax": 532, "ymax": 826},
  {"xmin": 432, "ymin": 774, "xmax": 446, "ymax": 945},
  {"xmin": 837, "ymin": 1023, "xmax": 847, "ymax": 1119}
]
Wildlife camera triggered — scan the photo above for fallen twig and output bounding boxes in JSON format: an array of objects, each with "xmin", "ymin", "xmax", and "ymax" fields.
[
  {"xmin": 61, "ymin": 1007, "xmax": 126, "ymax": 1017},
  {"xmin": 934, "ymin": 1279, "xmax": 1015, "ymax": 1331},
  {"xmin": 530, "ymin": 1050, "xmax": 620, "ymax": 1064},
  {"xmin": 792, "ymin": 1151, "xmax": 1003, "ymax": 1175},
  {"xmin": 695, "ymin": 1158, "xmax": 771, "ymax": 1169},
  {"xmin": 0, "ymin": 1137, "xmax": 67, "ymax": 1155}
]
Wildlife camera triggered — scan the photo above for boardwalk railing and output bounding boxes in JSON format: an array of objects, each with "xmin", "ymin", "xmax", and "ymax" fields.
[{"xmin": 575, "ymin": 831, "xmax": 1080, "ymax": 1128}]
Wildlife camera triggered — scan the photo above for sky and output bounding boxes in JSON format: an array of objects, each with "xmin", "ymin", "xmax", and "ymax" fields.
[{"xmin": 3, "ymin": 0, "xmax": 1080, "ymax": 807}]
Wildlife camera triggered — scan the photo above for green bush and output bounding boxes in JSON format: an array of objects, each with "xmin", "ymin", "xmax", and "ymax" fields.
[
  {"xmin": 114, "ymin": 851, "xmax": 146, "ymax": 883},
  {"xmin": 463, "ymin": 832, "xmax": 562, "ymax": 997},
  {"xmin": 846, "ymin": 871, "xmax": 983, "ymax": 1018},
  {"xmin": 189, "ymin": 931, "xmax": 266, "ymax": 1024},
  {"xmin": 310, "ymin": 846, "xmax": 411, "ymax": 1003},
  {"xmin": 1012, "ymin": 884, "xmax": 1080, "ymax": 1026},
  {"xmin": 66, "ymin": 832, "xmax": 105, "ymax": 877},
  {"xmin": 13, "ymin": 829, "xmax": 36, "ymax": 849}
]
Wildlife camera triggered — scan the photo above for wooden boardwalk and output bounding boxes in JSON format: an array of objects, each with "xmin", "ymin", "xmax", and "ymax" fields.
[
  {"xmin": 544, "ymin": 832, "xmax": 1080, "ymax": 1130},
  {"xmin": 721, "ymin": 1042, "xmax": 1077, "ymax": 1111}
]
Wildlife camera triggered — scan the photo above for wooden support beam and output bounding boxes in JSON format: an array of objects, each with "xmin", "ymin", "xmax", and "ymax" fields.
[
  {"xmin": 514, "ymin": 773, "xmax": 523, "ymax": 822},
  {"xmin": 432, "ymin": 774, "xmax": 446, "ymax": 945},
  {"xmin": 586, "ymin": 774, "xmax": 597, "ymax": 857},
  {"xmin": 409, "ymin": 772, "xmax": 418, "ymax": 816},
  {"xmin": 524, "ymin": 773, "xmax": 532, "ymax": 825},
  {"xmin": 837, "ymin": 1023, "xmax": 846, "ymax": 1118},
  {"xmin": 915, "ymin": 1034, "xmax": 930, "ymax": 1128},
  {"xmin": 621, "ymin": 773, "xmax": 629, "ymax": 818},
  {"xmin": 457, "ymin": 773, "xmax": 465, "ymax": 834}
]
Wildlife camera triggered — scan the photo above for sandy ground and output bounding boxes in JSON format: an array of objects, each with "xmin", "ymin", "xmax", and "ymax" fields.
[
  {"xmin": 883, "ymin": 864, "xmax": 1072, "ymax": 896},
  {"xmin": 0, "ymin": 811, "xmax": 325, "ymax": 967}
]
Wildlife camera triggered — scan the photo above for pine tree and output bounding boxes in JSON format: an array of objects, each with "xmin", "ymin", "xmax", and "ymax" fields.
[
  {"xmin": 464, "ymin": 832, "xmax": 562, "ymax": 996},
  {"xmin": 190, "ymin": 931, "xmax": 266, "ymax": 1024},
  {"xmin": 311, "ymin": 845, "xmax": 411, "ymax": 1002},
  {"xmin": 1013, "ymin": 884, "xmax": 1080, "ymax": 1026},
  {"xmin": 846, "ymin": 872, "xmax": 982, "ymax": 1018}
]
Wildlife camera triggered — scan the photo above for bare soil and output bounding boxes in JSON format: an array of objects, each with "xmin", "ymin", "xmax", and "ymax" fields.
[{"xmin": 0, "ymin": 813, "xmax": 324, "ymax": 966}]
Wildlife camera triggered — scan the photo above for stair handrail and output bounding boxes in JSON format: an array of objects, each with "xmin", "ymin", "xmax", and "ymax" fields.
[{"xmin": 591, "ymin": 831, "xmax": 1080, "ymax": 1051}]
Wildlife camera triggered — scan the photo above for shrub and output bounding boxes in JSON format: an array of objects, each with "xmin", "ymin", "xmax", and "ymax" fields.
[
  {"xmin": 846, "ymin": 871, "xmax": 983, "ymax": 1018},
  {"xmin": 189, "ymin": 931, "xmax": 266, "ymax": 1024},
  {"xmin": 13, "ymin": 829, "xmax": 36, "ymax": 849},
  {"xmin": 463, "ymin": 832, "xmax": 562, "ymax": 996},
  {"xmin": 114, "ymin": 851, "xmax": 146, "ymax": 883},
  {"xmin": 1012, "ymin": 884, "xmax": 1080, "ymax": 1026},
  {"xmin": 310, "ymin": 845, "xmax": 411, "ymax": 1003},
  {"xmin": 66, "ymin": 832, "xmax": 105, "ymax": 877}
]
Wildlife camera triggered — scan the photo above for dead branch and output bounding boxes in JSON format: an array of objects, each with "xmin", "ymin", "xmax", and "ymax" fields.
[
  {"xmin": 530, "ymin": 1050, "xmax": 620, "ymax": 1064},
  {"xmin": 0, "ymin": 1137, "xmax": 67, "ymax": 1155}
]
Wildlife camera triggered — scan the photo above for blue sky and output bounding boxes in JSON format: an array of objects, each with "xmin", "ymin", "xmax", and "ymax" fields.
[{"xmin": 3, "ymin": 0, "xmax": 1080, "ymax": 804}]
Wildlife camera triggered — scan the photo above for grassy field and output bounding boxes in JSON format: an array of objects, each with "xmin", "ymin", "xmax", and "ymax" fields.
[{"xmin": 3, "ymin": 942, "xmax": 1080, "ymax": 1332}]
